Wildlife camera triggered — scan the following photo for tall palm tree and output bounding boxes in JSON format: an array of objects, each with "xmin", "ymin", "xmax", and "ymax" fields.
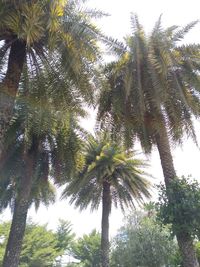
[
  {"xmin": 98, "ymin": 16, "xmax": 200, "ymax": 267},
  {"xmin": 0, "ymin": 0, "xmax": 103, "ymax": 156},
  {"xmin": 0, "ymin": 70, "xmax": 86, "ymax": 267},
  {"xmin": 63, "ymin": 133, "xmax": 151, "ymax": 267}
]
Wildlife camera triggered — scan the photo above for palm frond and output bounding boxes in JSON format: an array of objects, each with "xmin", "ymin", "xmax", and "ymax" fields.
[{"xmin": 63, "ymin": 133, "xmax": 152, "ymax": 213}]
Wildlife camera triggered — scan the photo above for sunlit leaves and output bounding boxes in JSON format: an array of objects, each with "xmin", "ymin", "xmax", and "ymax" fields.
[{"xmin": 63, "ymin": 132, "xmax": 151, "ymax": 212}]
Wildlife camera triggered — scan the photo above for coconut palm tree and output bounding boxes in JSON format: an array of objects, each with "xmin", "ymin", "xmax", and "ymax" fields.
[
  {"xmin": 0, "ymin": 69, "xmax": 86, "ymax": 267},
  {"xmin": 98, "ymin": 15, "xmax": 200, "ymax": 267},
  {"xmin": 0, "ymin": 0, "xmax": 104, "ymax": 157},
  {"xmin": 63, "ymin": 133, "xmax": 151, "ymax": 267}
]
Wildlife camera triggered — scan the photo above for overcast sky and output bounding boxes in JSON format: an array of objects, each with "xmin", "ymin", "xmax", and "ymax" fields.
[{"xmin": 2, "ymin": 0, "xmax": 200, "ymax": 237}]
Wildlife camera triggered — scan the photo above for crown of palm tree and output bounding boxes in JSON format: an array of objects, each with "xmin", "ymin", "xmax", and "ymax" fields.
[
  {"xmin": 63, "ymin": 132, "xmax": 151, "ymax": 212},
  {"xmin": 0, "ymin": 0, "xmax": 102, "ymax": 69},
  {"xmin": 0, "ymin": 68, "xmax": 87, "ymax": 212},
  {"xmin": 0, "ymin": 0, "xmax": 107, "ymax": 115},
  {"xmin": 98, "ymin": 15, "xmax": 200, "ymax": 152}
]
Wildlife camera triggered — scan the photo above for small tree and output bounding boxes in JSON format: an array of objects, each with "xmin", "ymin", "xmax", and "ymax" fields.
[
  {"xmin": 157, "ymin": 176, "xmax": 200, "ymax": 265},
  {"xmin": 111, "ymin": 212, "xmax": 176, "ymax": 267},
  {"xmin": 0, "ymin": 220, "xmax": 75, "ymax": 267},
  {"xmin": 71, "ymin": 230, "xmax": 101, "ymax": 267},
  {"xmin": 55, "ymin": 220, "xmax": 75, "ymax": 266}
]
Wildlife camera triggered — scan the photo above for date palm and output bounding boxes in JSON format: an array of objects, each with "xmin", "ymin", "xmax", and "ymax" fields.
[
  {"xmin": 0, "ymin": 0, "xmax": 103, "ymax": 157},
  {"xmin": 63, "ymin": 133, "xmax": 151, "ymax": 267},
  {"xmin": 0, "ymin": 69, "xmax": 86, "ymax": 267},
  {"xmin": 98, "ymin": 15, "xmax": 200, "ymax": 267}
]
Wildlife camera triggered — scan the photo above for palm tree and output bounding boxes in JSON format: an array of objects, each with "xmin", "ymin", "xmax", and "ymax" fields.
[
  {"xmin": 0, "ymin": 0, "xmax": 103, "ymax": 156},
  {"xmin": 98, "ymin": 15, "xmax": 200, "ymax": 267},
  {"xmin": 63, "ymin": 133, "xmax": 151, "ymax": 267},
  {"xmin": 0, "ymin": 125, "xmax": 82, "ymax": 267},
  {"xmin": 0, "ymin": 70, "xmax": 86, "ymax": 267},
  {"xmin": 0, "ymin": 170, "xmax": 56, "ymax": 265},
  {"xmin": 0, "ymin": 131, "xmax": 56, "ymax": 267}
]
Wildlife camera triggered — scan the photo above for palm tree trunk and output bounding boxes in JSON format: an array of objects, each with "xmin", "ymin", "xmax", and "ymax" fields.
[
  {"xmin": 0, "ymin": 40, "xmax": 26, "ymax": 157},
  {"xmin": 101, "ymin": 181, "xmax": 111, "ymax": 267},
  {"xmin": 154, "ymin": 123, "xmax": 176, "ymax": 188},
  {"xmin": 2, "ymin": 153, "xmax": 33, "ymax": 267},
  {"xmin": 177, "ymin": 231, "xmax": 199, "ymax": 267},
  {"xmin": 155, "ymin": 120, "xmax": 199, "ymax": 267}
]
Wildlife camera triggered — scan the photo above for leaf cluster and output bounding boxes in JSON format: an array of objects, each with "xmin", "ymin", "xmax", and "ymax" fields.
[
  {"xmin": 71, "ymin": 230, "xmax": 101, "ymax": 267},
  {"xmin": 0, "ymin": 65, "xmax": 87, "ymax": 212},
  {"xmin": 98, "ymin": 16, "xmax": 200, "ymax": 153},
  {"xmin": 63, "ymin": 132, "xmax": 151, "ymax": 212},
  {"xmin": 110, "ymin": 212, "xmax": 176, "ymax": 267},
  {"xmin": 0, "ymin": 220, "xmax": 75, "ymax": 267},
  {"xmin": 0, "ymin": 0, "xmax": 105, "ymax": 104},
  {"xmin": 156, "ymin": 176, "xmax": 200, "ymax": 237}
]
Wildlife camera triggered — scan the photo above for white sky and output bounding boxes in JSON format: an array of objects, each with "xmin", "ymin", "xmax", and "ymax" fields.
[{"xmin": 2, "ymin": 0, "xmax": 200, "ymax": 237}]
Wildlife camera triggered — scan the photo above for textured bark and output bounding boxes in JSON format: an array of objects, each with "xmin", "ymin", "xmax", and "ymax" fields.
[
  {"xmin": 155, "ymin": 119, "xmax": 199, "ymax": 267},
  {"xmin": 101, "ymin": 181, "xmax": 111, "ymax": 267},
  {"xmin": 155, "ymin": 122, "xmax": 176, "ymax": 188},
  {"xmin": 177, "ymin": 231, "xmax": 199, "ymax": 267},
  {"xmin": 0, "ymin": 40, "xmax": 26, "ymax": 157},
  {"xmin": 2, "ymin": 154, "xmax": 33, "ymax": 267}
]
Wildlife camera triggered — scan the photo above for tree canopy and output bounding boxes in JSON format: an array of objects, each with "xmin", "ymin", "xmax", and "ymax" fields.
[{"xmin": 0, "ymin": 220, "xmax": 75, "ymax": 267}]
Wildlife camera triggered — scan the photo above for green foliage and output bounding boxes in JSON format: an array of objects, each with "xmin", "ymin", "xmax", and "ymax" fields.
[
  {"xmin": 63, "ymin": 133, "xmax": 151, "ymax": 267},
  {"xmin": 20, "ymin": 223, "xmax": 60, "ymax": 267},
  {"xmin": 167, "ymin": 241, "xmax": 200, "ymax": 266},
  {"xmin": 157, "ymin": 176, "xmax": 200, "ymax": 237},
  {"xmin": 0, "ymin": 220, "xmax": 75, "ymax": 267},
  {"xmin": 56, "ymin": 219, "xmax": 75, "ymax": 253},
  {"xmin": 71, "ymin": 230, "xmax": 101, "ymax": 267},
  {"xmin": 63, "ymin": 132, "xmax": 151, "ymax": 212},
  {"xmin": 0, "ymin": 0, "xmax": 103, "ymax": 94},
  {"xmin": 0, "ymin": 68, "xmax": 87, "ymax": 212},
  {"xmin": 98, "ymin": 16, "xmax": 200, "ymax": 152},
  {"xmin": 196, "ymin": 242, "xmax": 200, "ymax": 264},
  {"xmin": 110, "ymin": 212, "xmax": 177, "ymax": 267}
]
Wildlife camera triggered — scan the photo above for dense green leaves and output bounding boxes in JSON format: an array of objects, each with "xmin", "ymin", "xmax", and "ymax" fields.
[
  {"xmin": 0, "ymin": 220, "xmax": 75, "ymax": 267},
  {"xmin": 71, "ymin": 230, "xmax": 101, "ymax": 267},
  {"xmin": 0, "ymin": 0, "xmax": 105, "ymax": 162},
  {"xmin": 157, "ymin": 176, "xmax": 200, "ymax": 237},
  {"xmin": 111, "ymin": 212, "xmax": 177, "ymax": 267},
  {"xmin": 0, "ymin": 0, "xmax": 103, "ymax": 71},
  {"xmin": 56, "ymin": 219, "xmax": 75, "ymax": 254}
]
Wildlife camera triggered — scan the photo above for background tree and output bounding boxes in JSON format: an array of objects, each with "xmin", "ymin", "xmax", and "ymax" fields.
[
  {"xmin": 55, "ymin": 219, "xmax": 75, "ymax": 266},
  {"xmin": 98, "ymin": 15, "xmax": 200, "ymax": 267},
  {"xmin": 0, "ymin": 220, "xmax": 75, "ymax": 267},
  {"xmin": 63, "ymin": 132, "xmax": 151, "ymax": 267},
  {"xmin": 71, "ymin": 230, "xmax": 101, "ymax": 267},
  {"xmin": 110, "ymin": 211, "xmax": 178, "ymax": 267}
]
